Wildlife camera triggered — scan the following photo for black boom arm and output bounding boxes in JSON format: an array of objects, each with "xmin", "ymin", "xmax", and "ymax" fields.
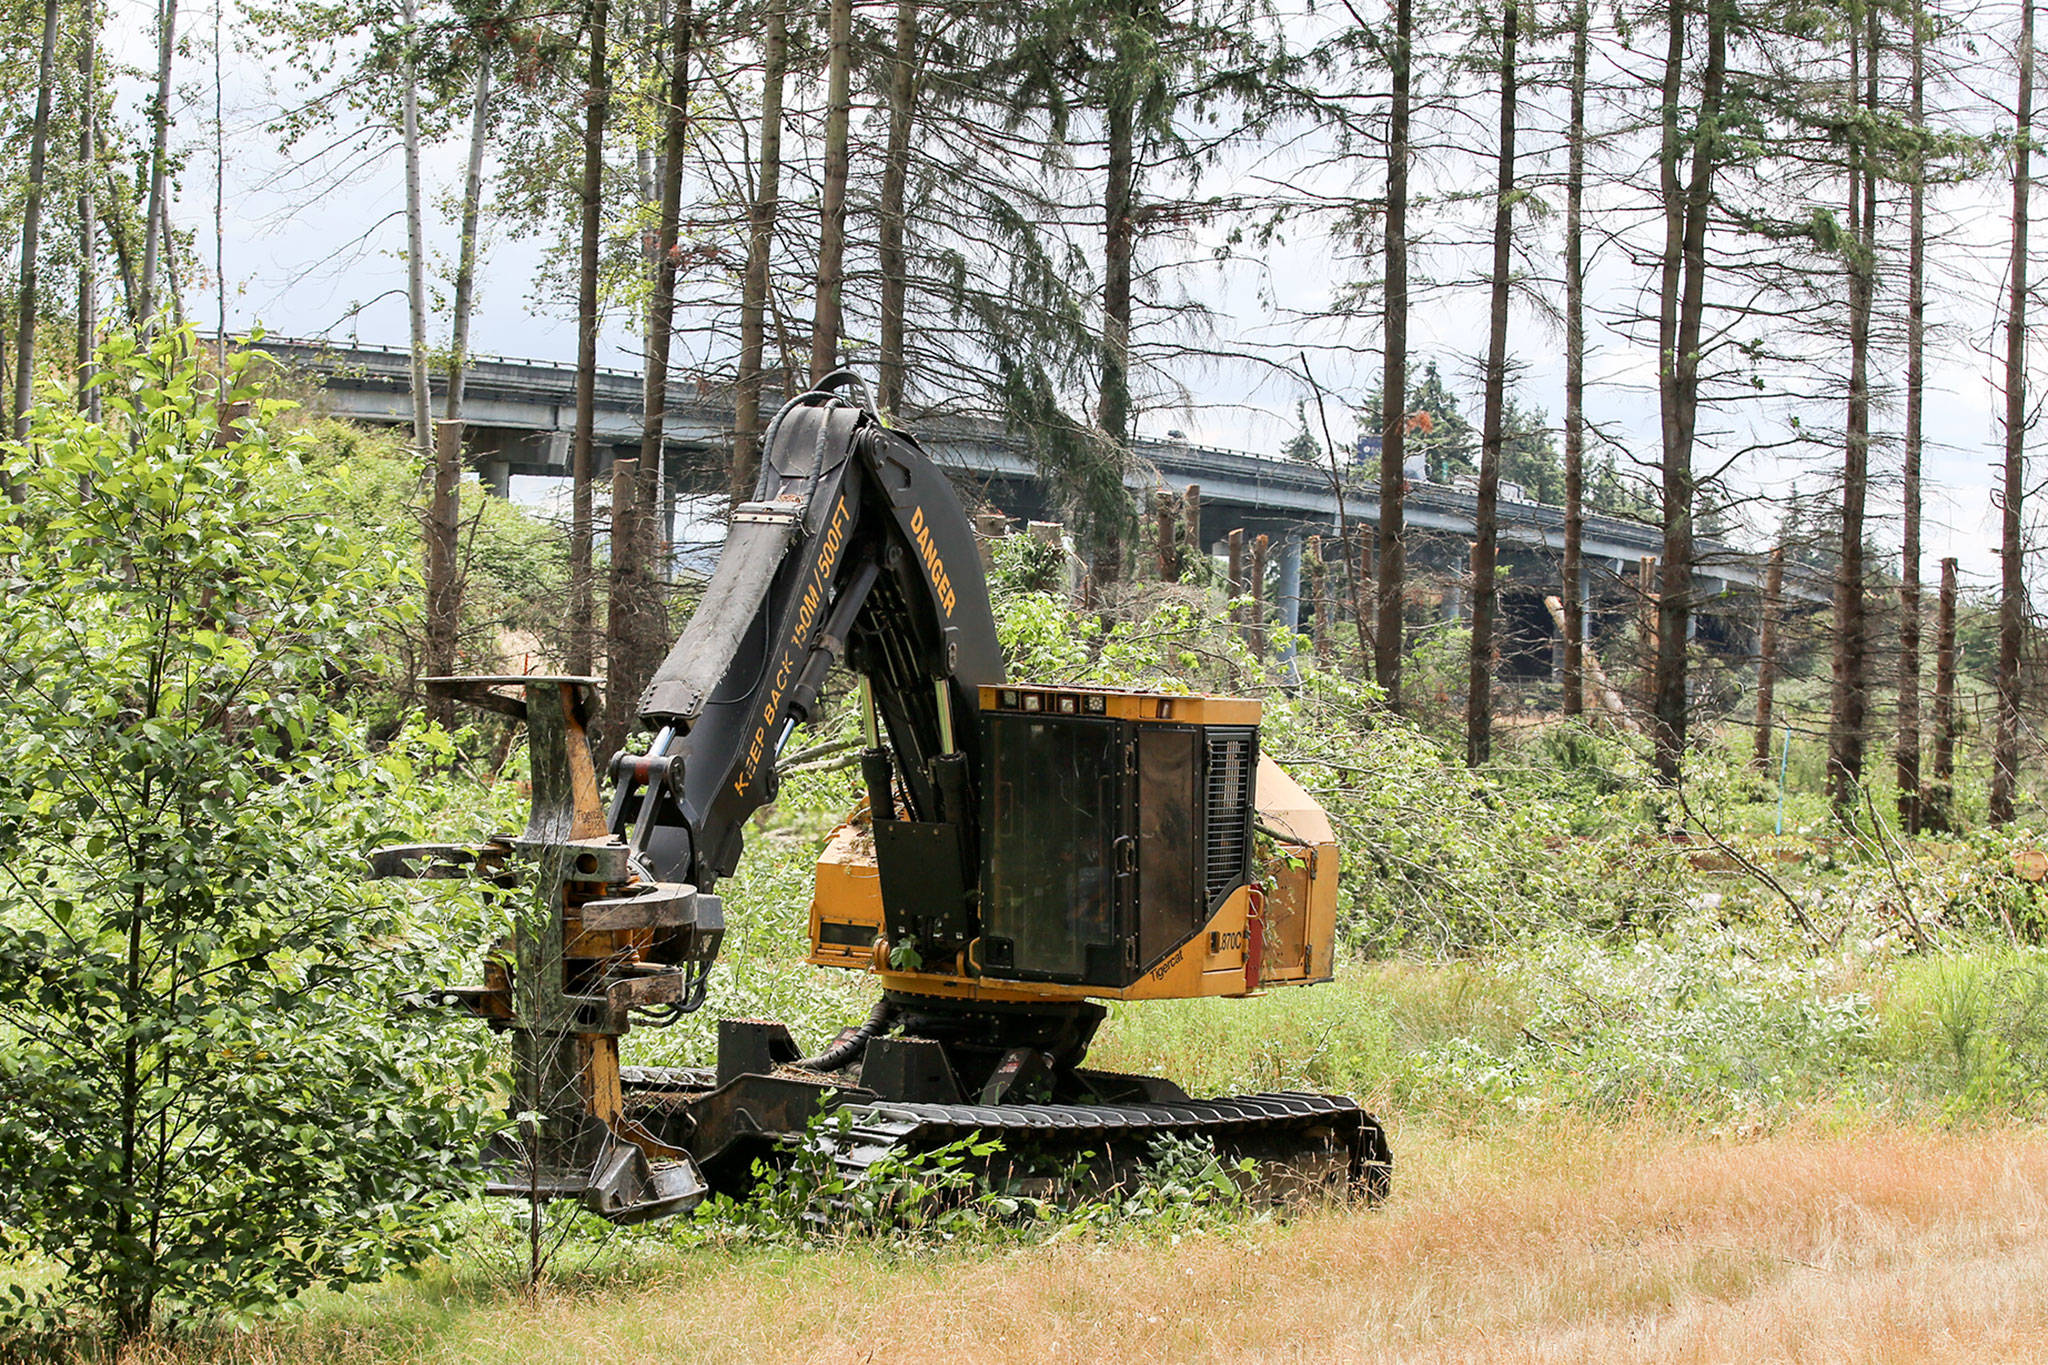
[{"xmin": 609, "ymin": 380, "xmax": 1005, "ymax": 926}]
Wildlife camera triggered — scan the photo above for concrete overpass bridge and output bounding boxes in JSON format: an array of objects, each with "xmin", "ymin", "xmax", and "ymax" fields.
[{"xmin": 249, "ymin": 335, "xmax": 1816, "ymax": 676}]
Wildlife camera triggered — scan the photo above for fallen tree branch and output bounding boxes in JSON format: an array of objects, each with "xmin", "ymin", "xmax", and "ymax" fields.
[{"xmin": 1672, "ymin": 783, "xmax": 1825, "ymax": 956}]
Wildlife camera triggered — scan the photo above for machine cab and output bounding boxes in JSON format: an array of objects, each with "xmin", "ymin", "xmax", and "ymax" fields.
[{"xmin": 976, "ymin": 686, "xmax": 1258, "ymax": 990}]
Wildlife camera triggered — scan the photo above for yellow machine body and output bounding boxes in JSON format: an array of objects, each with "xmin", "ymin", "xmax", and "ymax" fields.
[{"xmin": 809, "ymin": 684, "xmax": 1339, "ymax": 1005}]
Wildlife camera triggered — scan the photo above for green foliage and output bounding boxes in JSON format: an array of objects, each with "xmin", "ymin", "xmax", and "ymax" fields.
[
  {"xmin": 993, "ymin": 586, "xmax": 1096, "ymax": 680},
  {"xmin": 986, "ymin": 528, "xmax": 1071, "ymax": 598},
  {"xmin": 1092, "ymin": 974, "xmax": 1406, "ymax": 1101},
  {"xmin": 1901, "ymin": 956, "xmax": 2048, "ymax": 1115},
  {"xmin": 1100, "ymin": 937, "xmax": 2048, "ymax": 1131},
  {"xmin": 681, "ymin": 1107, "xmax": 1256, "ymax": 1249},
  {"xmin": 702, "ymin": 1107, "xmax": 1003, "ymax": 1244},
  {"xmin": 0, "ymin": 332, "xmax": 494, "ymax": 1346},
  {"xmin": 294, "ymin": 417, "xmax": 574, "ymax": 685},
  {"xmin": 1488, "ymin": 931, "xmax": 1877, "ymax": 1114},
  {"xmin": 975, "ymin": 584, "xmax": 1681, "ymax": 952}
]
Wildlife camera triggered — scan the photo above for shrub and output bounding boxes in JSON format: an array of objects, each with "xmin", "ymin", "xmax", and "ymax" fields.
[{"xmin": 0, "ymin": 332, "xmax": 493, "ymax": 1348}]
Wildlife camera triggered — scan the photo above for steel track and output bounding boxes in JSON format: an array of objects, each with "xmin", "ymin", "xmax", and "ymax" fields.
[{"xmin": 831, "ymin": 1090, "xmax": 1392, "ymax": 1199}]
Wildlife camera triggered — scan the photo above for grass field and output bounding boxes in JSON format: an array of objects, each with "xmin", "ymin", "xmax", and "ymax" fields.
[
  {"xmin": 115, "ymin": 1117, "xmax": 2048, "ymax": 1365},
  {"xmin": 44, "ymin": 940, "xmax": 2048, "ymax": 1364}
]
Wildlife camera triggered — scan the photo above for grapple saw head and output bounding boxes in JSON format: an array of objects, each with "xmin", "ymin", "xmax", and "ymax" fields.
[{"xmin": 370, "ymin": 676, "xmax": 719, "ymax": 1223}]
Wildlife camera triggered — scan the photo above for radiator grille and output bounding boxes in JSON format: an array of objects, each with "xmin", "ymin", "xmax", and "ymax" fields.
[{"xmin": 1203, "ymin": 727, "xmax": 1258, "ymax": 908}]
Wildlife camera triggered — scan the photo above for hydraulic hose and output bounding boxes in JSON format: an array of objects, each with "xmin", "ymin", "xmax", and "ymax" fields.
[{"xmin": 793, "ymin": 997, "xmax": 898, "ymax": 1073}]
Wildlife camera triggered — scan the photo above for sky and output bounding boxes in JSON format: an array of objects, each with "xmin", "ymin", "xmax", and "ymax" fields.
[{"xmin": 113, "ymin": 0, "xmax": 2037, "ymax": 593}]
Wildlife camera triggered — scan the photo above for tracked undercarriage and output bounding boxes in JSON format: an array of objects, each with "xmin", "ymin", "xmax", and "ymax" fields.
[{"xmin": 607, "ymin": 1011, "xmax": 1390, "ymax": 1208}]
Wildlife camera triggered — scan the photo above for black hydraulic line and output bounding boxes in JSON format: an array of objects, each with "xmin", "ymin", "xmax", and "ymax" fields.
[
  {"xmin": 861, "ymin": 747, "xmax": 896, "ymax": 820},
  {"xmin": 793, "ymin": 997, "xmax": 899, "ymax": 1073}
]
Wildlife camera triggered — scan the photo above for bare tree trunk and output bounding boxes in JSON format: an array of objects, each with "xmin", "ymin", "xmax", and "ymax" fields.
[
  {"xmin": 10, "ymin": 0, "xmax": 60, "ymax": 455},
  {"xmin": 399, "ymin": 0, "xmax": 434, "ymax": 455},
  {"xmin": 1562, "ymin": 0, "xmax": 1588, "ymax": 718},
  {"xmin": 1351, "ymin": 528, "xmax": 1374, "ymax": 671},
  {"xmin": 732, "ymin": 0, "xmax": 787, "ymax": 504},
  {"xmin": 1638, "ymin": 555, "xmax": 1658, "ymax": 697},
  {"xmin": 1300, "ymin": 350, "xmax": 1370, "ymax": 670},
  {"xmin": 1375, "ymin": 0, "xmax": 1412, "ymax": 708},
  {"xmin": 1829, "ymin": 8, "xmax": 1877, "ymax": 815},
  {"xmin": 811, "ymin": 0, "xmax": 853, "ymax": 383},
  {"xmin": 139, "ymin": 0, "xmax": 178, "ymax": 325},
  {"xmin": 446, "ymin": 52, "xmax": 495, "ymax": 424},
  {"xmin": 569, "ymin": 0, "xmax": 612, "ymax": 678},
  {"xmin": 1650, "ymin": 0, "xmax": 1726, "ymax": 785},
  {"xmin": 77, "ymin": 0, "xmax": 99, "ymax": 422},
  {"xmin": 1468, "ymin": 0, "xmax": 1518, "ymax": 768},
  {"xmin": 102, "ymin": 167, "xmax": 138, "ymax": 321},
  {"xmin": 876, "ymin": 0, "xmax": 917, "ymax": 418},
  {"xmin": 1154, "ymin": 491, "xmax": 1177, "ymax": 579},
  {"xmin": 1095, "ymin": 85, "xmax": 1136, "ymax": 592},
  {"xmin": 1754, "ymin": 544, "xmax": 1784, "ymax": 768},
  {"xmin": 212, "ymin": 0, "xmax": 225, "ymax": 389},
  {"xmin": 1992, "ymin": 0, "xmax": 2033, "ymax": 826},
  {"xmin": 1250, "ymin": 533, "xmax": 1269, "ymax": 660},
  {"xmin": 1309, "ymin": 536, "xmax": 1333, "ymax": 664},
  {"xmin": 425, "ymin": 421, "xmax": 464, "ymax": 727},
  {"xmin": 606, "ymin": 0, "xmax": 691, "ymax": 755},
  {"xmin": 1896, "ymin": 1, "xmax": 1926, "ymax": 833},
  {"xmin": 157, "ymin": 195, "xmax": 188, "ymax": 329},
  {"xmin": 1932, "ymin": 555, "xmax": 1958, "ymax": 827}
]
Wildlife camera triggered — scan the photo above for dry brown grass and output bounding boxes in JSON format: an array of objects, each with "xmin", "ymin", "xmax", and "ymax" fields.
[{"xmin": 118, "ymin": 1119, "xmax": 2048, "ymax": 1365}]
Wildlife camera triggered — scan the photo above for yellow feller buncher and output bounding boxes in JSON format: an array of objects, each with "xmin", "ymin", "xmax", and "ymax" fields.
[{"xmin": 374, "ymin": 377, "xmax": 1390, "ymax": 1220}]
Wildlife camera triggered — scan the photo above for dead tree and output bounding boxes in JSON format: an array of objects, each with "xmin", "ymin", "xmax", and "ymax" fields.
[
  {"xmin": 1468, "ymin": 0, "xmax": 1520, "ymax": 767},
  {"xmin": 1992, "ymin": 0, "xmax": 2033, "ymax": 826},
  {"xmin": 1930, "ymin": 556, "xmax": 1959, "ymax": 829},
  {"xmin": 1754, "ymin": 545, "xmax": 1785, "ymax": 769},
  {"xmin": 1828, "ymin": 4, "xmax": 1879, "ymax": 815},
  {"xmin": 1896, "ymin": 0, "xmax": 1928, "ymax": 833},
  {"xmin": 1376, "ymin": 0, "xmax": 1414, "ymax": 708}
]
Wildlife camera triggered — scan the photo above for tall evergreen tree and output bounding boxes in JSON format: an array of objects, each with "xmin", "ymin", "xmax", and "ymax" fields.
[
  {"xmin": 1649, "ymin": 0, "xmax": 1729, "ymax": 785},
  {"xmin": 1378, "ymin": 0, "xmax": 1415, "ymax": 707},
  {"xmin": 1896, "ymin": 0, "xmax": 1927, "ymax": 832},
  {"xmin": 732, "ymin": 0, "xmax": 787, "ymax": 503},
  {"xmin": 1562, "ymin": 0, "xmax": 1591, "ymax": 717},
  {"xmin": 1828, "ymin": 0, "xmax": 1879, "ymax": 814},
  {"xmin": 1469, "ymin": 0, "xmax": 1520, "ymax": 766},
  {"xmin": 566, "ymin": 0, "xmax": 611, "ymax": 676},
  {"xmin": 9, "ymin": 0, "xmax": 58, "ymax": 451}
]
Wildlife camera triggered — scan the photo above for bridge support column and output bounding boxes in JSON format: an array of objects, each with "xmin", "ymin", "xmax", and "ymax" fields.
[
  {"xmin": 483, "ymin": 458, "xmax": 511, "ymax": 499},
  {"xmin": 1578, "ymin": 558, "xmax": 1592, "ymax": 649}
]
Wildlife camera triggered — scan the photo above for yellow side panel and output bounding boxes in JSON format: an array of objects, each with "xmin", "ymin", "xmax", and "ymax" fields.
[
  {"xmin": 807, "ymin": 824, "xmax": 885, "ymax": 972},
  {"xmin": 872, "ymin": 885, "xmax": 1271, "ymax": 1003}
]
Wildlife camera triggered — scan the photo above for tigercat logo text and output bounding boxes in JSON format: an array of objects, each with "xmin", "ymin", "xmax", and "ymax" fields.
[
  {"xmin": 735, "ymin": 496, "xmax": 852, "ymax": 794},
  {"xmin": 1148, "ymin": 947, "xmax": 1185, "ymax": 983},
  {"xmin": 908, "ymin": 505, "xmax": 957, "ymax": 617}
]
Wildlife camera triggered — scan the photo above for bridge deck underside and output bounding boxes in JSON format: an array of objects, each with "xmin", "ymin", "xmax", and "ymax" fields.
[{"xmin": 262, "ymin": 338, "xmax": 1812, "ymax": 679}]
